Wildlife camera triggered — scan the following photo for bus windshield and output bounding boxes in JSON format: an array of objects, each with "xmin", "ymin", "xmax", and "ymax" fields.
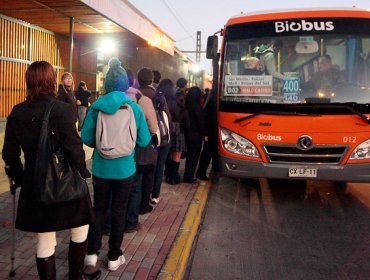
[{"xmin": 221, "ymin": 18, "xmax": 370, "ymax": 113}]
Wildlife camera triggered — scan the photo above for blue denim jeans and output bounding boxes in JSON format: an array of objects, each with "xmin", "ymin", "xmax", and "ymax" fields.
[{"xmin": 87, "ymin": 175, "xmax": 133, "ymax": 261}]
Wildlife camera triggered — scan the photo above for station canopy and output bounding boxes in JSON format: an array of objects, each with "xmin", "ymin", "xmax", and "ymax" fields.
[{"xmin": 0, "ymin": 0, "xmax": 175, "ymax": 56}]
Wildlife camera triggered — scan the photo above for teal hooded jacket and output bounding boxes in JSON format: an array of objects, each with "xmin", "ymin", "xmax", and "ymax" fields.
[{"xmin": 81, "ymin": 91, "xmax": 151, "ymax": 179}]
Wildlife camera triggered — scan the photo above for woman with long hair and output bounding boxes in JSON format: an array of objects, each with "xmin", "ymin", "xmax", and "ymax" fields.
[
  {"xmin": 167, "ymin": 78, "xmax": 188, "ymax": 184},
  {"xmin": 152, "ymin": 78, "xmax": 174, "ymax": 202}
]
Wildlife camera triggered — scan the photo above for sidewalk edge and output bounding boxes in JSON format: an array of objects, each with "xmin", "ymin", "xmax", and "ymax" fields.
[{"xmin": 158, "ymin": 179, "xmax": 211, "ymax": 280}]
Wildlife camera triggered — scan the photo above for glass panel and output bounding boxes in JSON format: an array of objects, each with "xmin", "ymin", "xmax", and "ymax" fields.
[{"xmin": 221, "ymin": 33, "xmax": 370, "ymax": 107}]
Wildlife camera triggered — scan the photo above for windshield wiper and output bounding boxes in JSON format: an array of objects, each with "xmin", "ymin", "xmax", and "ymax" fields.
[
  {"xmin": 234, "ymin": 111, "xmax": 320, "ymax": 123},
  {"xmin": 307, "ymin": 104, "xmax": 370, "ymax": 124},
  {"xmin": 234, "ymin": 104, "xmax": 370, "ymax": 124}
]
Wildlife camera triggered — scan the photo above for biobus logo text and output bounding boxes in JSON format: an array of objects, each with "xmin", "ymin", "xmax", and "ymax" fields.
[
  {"xmin": 257, "ymin": 133, "xmax": 282, "ymax": 141},
  {"xmin": 275, "ymin": 20, "xmax": 334, "ymax": 33}
]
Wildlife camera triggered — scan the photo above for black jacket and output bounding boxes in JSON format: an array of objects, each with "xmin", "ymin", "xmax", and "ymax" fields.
[
  {"xmin": 185, "ymin": 90, "xmax": 206, "ymax": 137},
  {"xmin": 75, "ymin": 88, "xmax": 91, "ymax": 107},
  {"xmin": 2, "ymin": 95, "xmax": 92, "ymax": 233},
  {"xmin": 173, "ymin": 90, "xmax": 187, "ymax": 125},
  {"xmin": 57, "ymin": 86, "xmax": 77, "ymax": 121}
]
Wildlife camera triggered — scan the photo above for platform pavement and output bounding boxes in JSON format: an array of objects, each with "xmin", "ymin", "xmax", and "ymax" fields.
[{"xmin": 0, "ymin": 120, "xmax": 212, "ymax": 279}]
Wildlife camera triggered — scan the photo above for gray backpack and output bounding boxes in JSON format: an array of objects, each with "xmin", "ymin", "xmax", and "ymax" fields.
[{"xmin": 96, "ymin": 104, "xmax": 137, "ymax": 159}]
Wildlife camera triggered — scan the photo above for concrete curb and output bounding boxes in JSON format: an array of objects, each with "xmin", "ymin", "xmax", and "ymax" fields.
[{"xmin": 158, "ymin": 179, "xmax": 212, "ymax": 280}]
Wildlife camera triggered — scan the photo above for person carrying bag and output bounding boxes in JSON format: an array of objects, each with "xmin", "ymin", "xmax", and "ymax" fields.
[
  {"xmin": 34, "ymin": 101, "xmax": 89, "ymax": 206},
  {"xmin": 2, "ymin": 61, "xmax": 93, "ymax": 280}
]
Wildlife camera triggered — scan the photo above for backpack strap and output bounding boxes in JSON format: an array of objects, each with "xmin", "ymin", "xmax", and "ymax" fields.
[
  {"xmin": 136, "ymin": 90, "xmax": 142, "ymax": 104},
  {"xmin": 155, "ymin": 92, "xmax": 166, "ymax": 110}
]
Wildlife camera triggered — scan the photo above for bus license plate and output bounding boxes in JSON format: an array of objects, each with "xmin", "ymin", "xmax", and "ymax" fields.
[{"xmin": 289, "ymin": 168, "xmax": 317, "ymax": 178}]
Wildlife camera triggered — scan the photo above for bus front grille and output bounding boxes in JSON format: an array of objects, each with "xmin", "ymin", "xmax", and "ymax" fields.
[{"xmin": 262, "ymin": 145, "xmax": 349, "ymax": 164}]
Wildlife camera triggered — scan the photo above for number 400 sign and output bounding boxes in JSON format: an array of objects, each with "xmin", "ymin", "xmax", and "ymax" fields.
[{"xmin": 283, "ymin": 72, "xmax": 300, "ymax": 101}]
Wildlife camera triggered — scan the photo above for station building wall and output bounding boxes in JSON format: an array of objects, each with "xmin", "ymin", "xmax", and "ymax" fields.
[
  {"xmin": 0, "ymin": 14, "xmax": 96, "ymax": 117},
  {"xmin": 1, "ymin": 14, "xmax": 190, "ymax": 118}
]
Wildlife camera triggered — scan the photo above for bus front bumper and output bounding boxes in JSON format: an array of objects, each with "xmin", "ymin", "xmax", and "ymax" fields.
[{"xmin": 220, "ymin": 155, "xmax": 370, "ymax": 182}]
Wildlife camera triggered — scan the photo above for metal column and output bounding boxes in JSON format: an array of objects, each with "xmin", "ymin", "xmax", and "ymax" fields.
[
  {"xmin": 68, "ymin": 17, "xmax": 74, "ymax": 73},
  {"xmin": 196, "ymin": 31, "xmax": 201, "ymax": 65}
]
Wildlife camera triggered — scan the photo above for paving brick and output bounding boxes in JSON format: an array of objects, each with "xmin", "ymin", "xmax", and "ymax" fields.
[
  {"xmin": 145, "ymin": 248, "xmax": 159, "ymax": 259},
  {"xmin": 132, "ymin": 250, "xmax": 146, "ymax": 262},
  {"xmin": 143, "ymin": 233, "xmax": 156, "ymax": 243},
  {"xmin": 156, "ymin": 227, "xmax": 170, "ymax": 241},
  {"xmin": 120, "ymin": 271, "xmax": 135, "ymax": 280},
  {"xmin": 141, "ymin": 257, "xmax": 155, "ymax": 269},
  {"xmin": 0, "ymin": 160, "xmax": 200, "ymax": 279},
  {"xmin": 147, "ymin": 225, "xmax": 160, "ymax": 235},
  {"xmin": 154, "ymin": 251, "xmax": 169, "ymax": 265},
  {"xmin": 151, "ymin": 239, "xmax": 164, "ymax": 250},
  {"xmin": 125, "ymin": 243, "xmax": 139, "ymax": 255},
  {"xmin": 148, "ymin": 264, "xmax": 162, "ymax": 278},
  {"xmin": 125, "ymin": 260, "xmax": 141, "ymax": 273},
  {"xmin": 105, "ymin": 276, "xmax": 121, "ymax": 280},
  {"xmin": 134, "ymin": 267, "xmax": 150, "ymax": 279},
  {"xmin": 137, "ymin": 241, "xmax": 151, "ymax": 252},
  {"xmin": 130, "ymin": 235, "xmax": 144, "ymax": 245}
]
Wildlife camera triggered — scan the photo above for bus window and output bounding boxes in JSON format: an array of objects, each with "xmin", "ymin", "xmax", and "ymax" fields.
[{"xmin": 221, "ymin": 35, "xmax": 370, "ymax": 105}]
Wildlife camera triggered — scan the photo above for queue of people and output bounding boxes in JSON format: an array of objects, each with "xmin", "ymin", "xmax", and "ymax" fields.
[{"xmin": 1, "ymin": 57, "xmax": 218, "ymax": 279}]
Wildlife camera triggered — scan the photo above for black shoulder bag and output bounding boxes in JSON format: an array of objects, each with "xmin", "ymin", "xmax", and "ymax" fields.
[{"xmin": 34, "ymin": 102, "xmax": 88, "ymax": 206}]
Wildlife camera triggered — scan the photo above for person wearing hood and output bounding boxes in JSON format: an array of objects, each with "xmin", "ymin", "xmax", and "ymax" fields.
[
  {"xmin": 183, "ymin": 86, "xmax": 206, "ymax": 183},
  {"xmin": 81, "ymin": 58, "xmax": 150, "ymax": 272}
]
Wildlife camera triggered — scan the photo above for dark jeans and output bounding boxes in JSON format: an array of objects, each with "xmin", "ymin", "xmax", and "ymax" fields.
[
  {"xmin": 87, "ymin": 175, "xmax": 133, "ymax": 261},
  {"xmin": 184, "ymin": 133, "xmax": 203, "ymax": 181},
  {"xmin": 152, "ymin": 143, "xmax": 171, "ymax": 199},
  {"xmin": 125, "ymin": 171, "xmax": 142, "ymax": 229},
  {"xmin": 140, "ymin": 164, "xmax": 156, "ymax": 210},
  {"xmin": 126, "ymin": 165, "xmax": 155, "ymax": 228}
]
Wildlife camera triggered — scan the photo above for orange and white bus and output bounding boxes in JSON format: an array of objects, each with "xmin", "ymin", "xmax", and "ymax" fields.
[{"xmin": 207, "ymin": 8, "xmax": 370, "ymax": 181}]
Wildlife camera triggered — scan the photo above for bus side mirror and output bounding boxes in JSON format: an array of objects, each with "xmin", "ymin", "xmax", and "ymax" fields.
[{"xmin": 206, "ymin": 35, "xmax": 218, "ymax": 59}]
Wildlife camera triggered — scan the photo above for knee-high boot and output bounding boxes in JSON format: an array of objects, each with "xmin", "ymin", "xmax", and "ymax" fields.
[
  {"xmin": 169, "ymin": 160, "xmax": 181, "ymax": 185},
  {"xmin": 68, "ymin": 240, "xmax": 87, "ymax": 280},
  {"xmin": 36, "ymin": 254, "xmax": 56, "ymax": 280}
]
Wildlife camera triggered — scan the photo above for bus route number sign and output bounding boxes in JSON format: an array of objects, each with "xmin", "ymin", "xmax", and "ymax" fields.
[
  {"xmin": 283, "ymin": 72, "xmax": 300, "ymax": 102},
  {"xmin": 227, "ymin": 86, "xmax": 240, "ymax": 94}
]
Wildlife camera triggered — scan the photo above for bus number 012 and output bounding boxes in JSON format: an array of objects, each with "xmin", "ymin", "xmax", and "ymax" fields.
[{"xmin": 343, "ymin": 136, "xmax": 356, "ymax": 143}]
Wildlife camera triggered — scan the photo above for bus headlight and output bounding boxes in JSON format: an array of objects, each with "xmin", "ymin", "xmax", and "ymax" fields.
[
  {"xmin": 350, "ymin": 139, "xmax": 370, "ymax": 160},
  {"xmin": 220, "ymin": 128, "xmax": 260, "ymax": 157}
]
